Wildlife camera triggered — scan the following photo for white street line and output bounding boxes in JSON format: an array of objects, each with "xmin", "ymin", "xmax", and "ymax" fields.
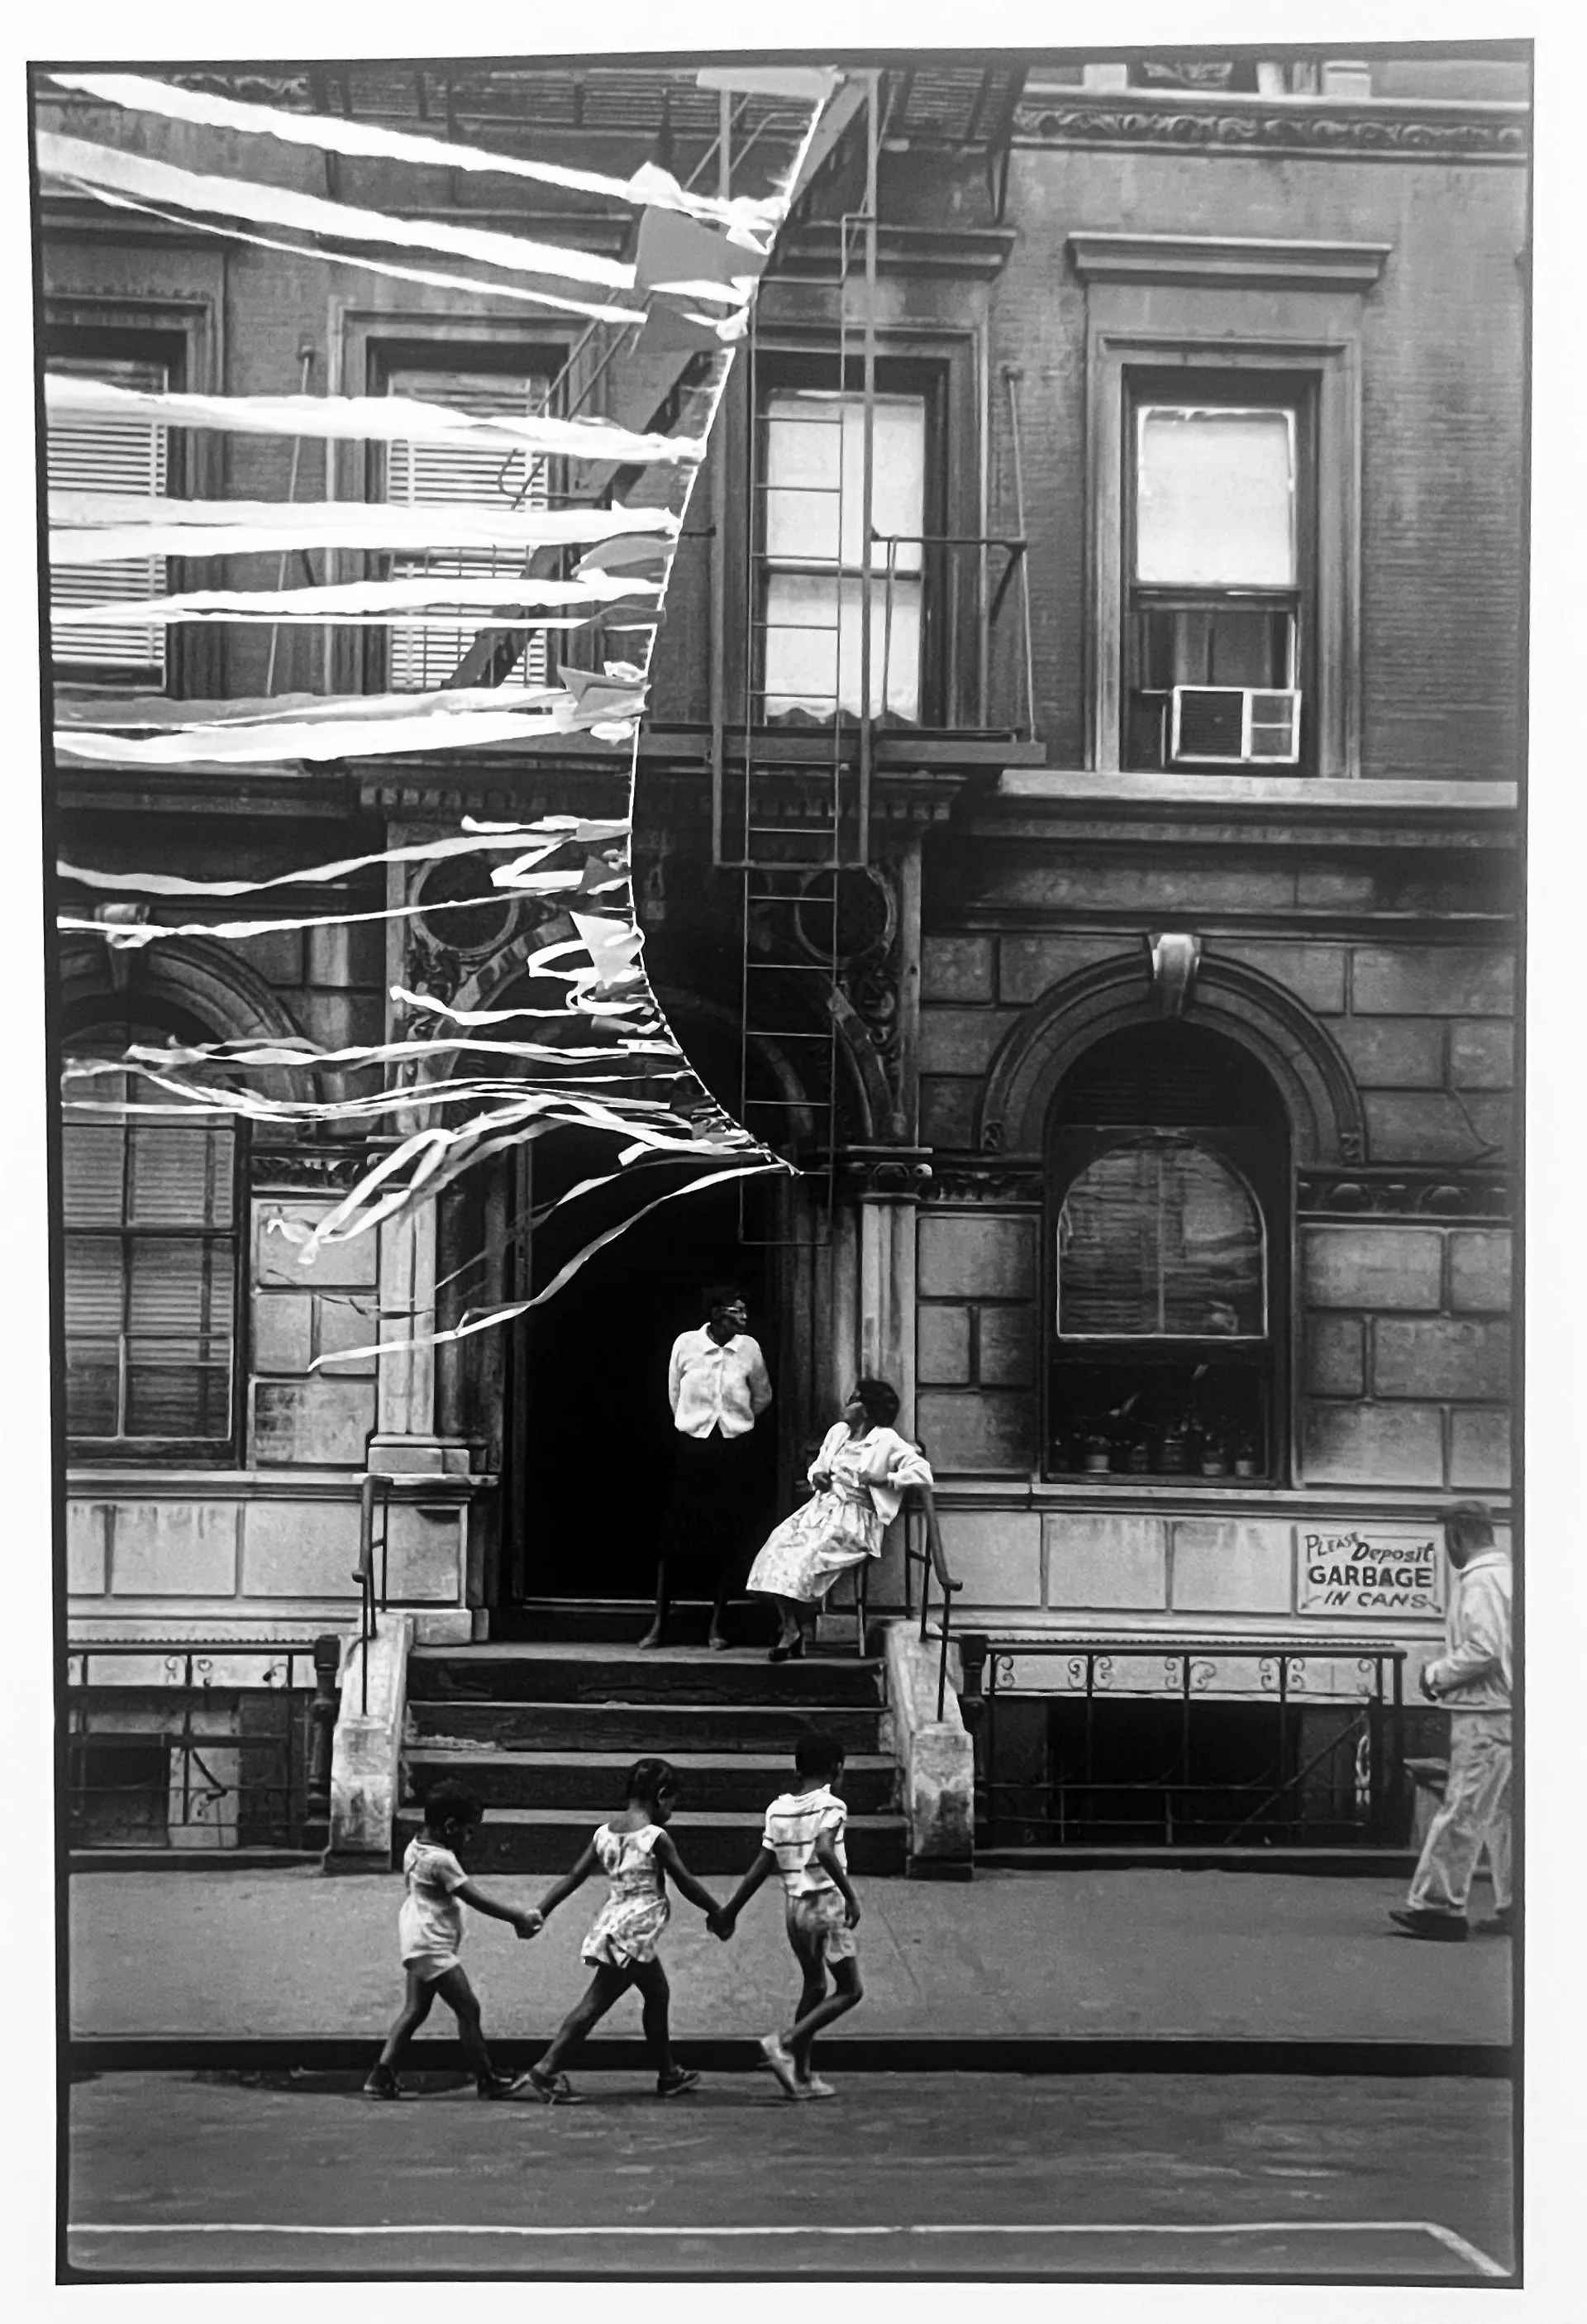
[
  {"xmin": 1418, "ymin": 2222, "xmax": 1510, "ymax": 2279},
  {"xmin": 69, "ymin": 2217, "xmax": 1504, "ymax": 2273}
]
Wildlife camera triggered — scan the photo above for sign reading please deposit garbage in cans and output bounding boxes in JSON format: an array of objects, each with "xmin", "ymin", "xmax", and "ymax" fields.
[{"xmin": 1295, "ymin": 1524, "xmax": 1446, "ymax": 1618}]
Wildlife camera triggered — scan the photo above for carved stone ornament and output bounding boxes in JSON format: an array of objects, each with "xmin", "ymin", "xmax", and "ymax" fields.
[
  {"xmin": 922, "ymin": 1163, "xmax": 1043, "ymax": 1206},
  {"xmin": 1296, "ymin": 1168, "xmax": 1511, "ymax": 1220},
  {"xmin": 841, "ymin": 1152, "xmax": 935, "ymax": 1199},
  {"xmin": 1013, "ymin": 88, "xmax": 1527, "ymax": 165}
]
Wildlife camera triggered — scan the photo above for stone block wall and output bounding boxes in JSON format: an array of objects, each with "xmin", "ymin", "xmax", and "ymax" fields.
[
  {"xmin": 249, "ymin": 1198, "xmax": 379, "ymax": 1468},
  {"xmin": 916, "ymin": 1207, "xmax": 1041, "ymax": 1473},
  {"xmin": 1299, "ymin": 1224, "xmax": 1512, "ymax": 1490}
]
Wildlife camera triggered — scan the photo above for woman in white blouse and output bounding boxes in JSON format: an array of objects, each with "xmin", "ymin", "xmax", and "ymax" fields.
[
  {"xmin": 641, "ymin": 1283, "xmax": 772, "ymax": 1652},
  {"xmin": 746, "ymin": 1378, "xmax": 932, "ymax": 1662}
]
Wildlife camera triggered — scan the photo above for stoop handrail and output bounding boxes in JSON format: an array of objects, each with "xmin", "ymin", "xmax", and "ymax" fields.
[
  {"xmin": 352, "ymin": 1474, "xmax": 391, "ymax": 1717},
  {"xmin": 903, "ymin": 1484, "xmax": 963, "ymax": 1721}
]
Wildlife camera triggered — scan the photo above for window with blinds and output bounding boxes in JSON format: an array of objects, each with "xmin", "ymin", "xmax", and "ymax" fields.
[
  {"xmin": 49, "ymin": 353, "xmax": 170, "ymax": 684},
  {"xmin": 384, "ymin": 365, "xmax": 552, "ymax": 692},
  {"xmin": 62, "ymin": 1055, "xmax": 238, "ymax": 1451},
  {"xmin": 1056, "ymin": 1136, "xmax": 1266, "ymax": 1339}
]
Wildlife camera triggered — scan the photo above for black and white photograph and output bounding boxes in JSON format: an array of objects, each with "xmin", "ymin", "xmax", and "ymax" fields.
[{"xmin": 21, "ymin": 10, "xmax": 1544, "ymax": 2292}]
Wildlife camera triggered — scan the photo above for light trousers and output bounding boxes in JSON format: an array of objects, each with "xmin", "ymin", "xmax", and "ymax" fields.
[{"xmin": 1408, "ymin": 1710, "xmax": 1513, "ymax": 1916}]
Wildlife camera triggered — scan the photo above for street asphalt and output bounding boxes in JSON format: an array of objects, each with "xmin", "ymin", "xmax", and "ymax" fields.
[{"xmin": 65, "ymin": 2069, "xmax": 1513, "ymax": 2280}]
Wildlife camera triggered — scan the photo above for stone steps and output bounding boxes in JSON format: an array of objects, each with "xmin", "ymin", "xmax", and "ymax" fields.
[
  {"xmin": 407, "ymin": 1697, "xmax": 889, "ymax": 1755},
  {"xmin": 405, "ymin": 1744, "xmax": 898, "ymax": 1816},
  {"xmin": 391, "ymin": 1802, "xmax": 907, "ymax": 1876}
]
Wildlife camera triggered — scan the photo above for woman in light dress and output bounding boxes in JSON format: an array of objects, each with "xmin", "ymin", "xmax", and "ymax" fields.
[
  {"xmin": 746, "ymin": 1377, "xmax": 932, "ymax": 1661},
  {"xmin": 523, "ymin": 1757, "xmax": 721, "ymax": 2104}
]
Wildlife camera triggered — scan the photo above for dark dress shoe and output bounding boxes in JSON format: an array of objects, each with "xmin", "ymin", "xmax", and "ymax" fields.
[
  {"xmin": 1389, "ymin": 1907, "xmax": 1469, "ymax": 1942},
  {"xmin": 768, "ymin": 1639, "xmax": 803, "ymax": 1663},
  {"xmin": 1473, "ymin": 1905, "xmax": 1514, "ymax": 1935}
]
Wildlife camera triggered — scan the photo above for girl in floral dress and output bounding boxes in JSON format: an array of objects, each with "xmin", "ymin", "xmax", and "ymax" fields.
[
  {"xmin": 746, "ymin": 1378, "xmax": 933, "ymax": 1661},
  {"xmin": 523, "ymin": 1757, "xmax": 721, "ymax": 2103}
]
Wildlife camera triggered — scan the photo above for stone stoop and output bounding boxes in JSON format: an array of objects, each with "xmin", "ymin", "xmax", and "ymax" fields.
[{"xmin": 395, "ymin": 1631, "xmax": 906, "ymax": 1875}]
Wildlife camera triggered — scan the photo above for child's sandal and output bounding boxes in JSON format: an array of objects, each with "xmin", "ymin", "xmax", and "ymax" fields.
[{"xmin": 527, "ymin": 2064, "xmax": 578, "ymax": 2105}]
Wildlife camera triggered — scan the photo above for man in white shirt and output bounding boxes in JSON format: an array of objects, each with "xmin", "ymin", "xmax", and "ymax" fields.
[
  {"xmin": 1391, "ymin": 1501, "xmax": 1513, "ymax": 1944},
  {"xmin": 640, "ymin": 1284, "xmax": 773, "ymax": 1651}
]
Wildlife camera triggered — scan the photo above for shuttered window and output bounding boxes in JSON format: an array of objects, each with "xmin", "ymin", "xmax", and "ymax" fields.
[
  {"xmin": 49, "ymin": 353, "xmax": 170, "ymax": 683},
  {"xmin": 384, "ymin": 365, "xmax": 552, "ymax": 692},
  {"xmin": 63, "ymin": 1051, "xmax": 238, "ymax": 1450}
]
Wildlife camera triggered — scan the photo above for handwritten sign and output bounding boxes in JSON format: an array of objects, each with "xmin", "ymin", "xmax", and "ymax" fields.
[{"xmin": 1294, "ymin": 1524, "xmax": 1446, "ymax": 1619}]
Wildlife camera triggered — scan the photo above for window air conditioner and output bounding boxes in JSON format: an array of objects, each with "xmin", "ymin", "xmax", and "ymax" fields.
[{"xmin": 1169, "ymin": 685, "xmax": 1301, "ymax": 767}]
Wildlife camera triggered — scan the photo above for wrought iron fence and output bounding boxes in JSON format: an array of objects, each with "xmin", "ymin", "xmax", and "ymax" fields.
[
  {"xmin": 899, "ymin": 1485, "xmax": 963, "ymax": 1719},
  {"xmin": 64, "ymin": 1639, "xmax": 341, "ymax": 1853},
  {"xmin": 958, "ymin": 1633, "xmax": 1409, "ymax": 1848}
]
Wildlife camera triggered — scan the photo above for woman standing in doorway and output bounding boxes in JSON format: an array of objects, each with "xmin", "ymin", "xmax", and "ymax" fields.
[
  {"xmin": 640, "ymin": 1285, "xmax": 773, "ymax": 1652},
  {"xmin": 746, "ymin": 1379, "xmax": 932, "ymax": 1661}
]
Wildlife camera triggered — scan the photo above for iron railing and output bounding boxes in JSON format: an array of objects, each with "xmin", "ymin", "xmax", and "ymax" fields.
[
  {"xmin": 900, "ymin": 1485, "xmax": 964, "ymax": 1720},
  {"xmin": 64, "ymin": 1638, "xmax": 341, "ymax": 1852},
  {"xmin": 353, "ymin": 1472, "xmax": 393, "ymax": 1716},
  {"xmin": 958, "ymin": 1633, "xmax": 1409, "ymax": 1849}
]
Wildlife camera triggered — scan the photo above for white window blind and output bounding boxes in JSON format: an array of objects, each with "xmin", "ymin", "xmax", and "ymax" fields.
[
  {"xmin": 761, "ymin": 389, "xmax": 926, "ymax": 723},
  {"xmin": 384, "ymin": 365, "xmax": 551, "ymax": 692},
  {"xmin": 63, "ymin": 1058, "xmax": 237, "ymax": 1446},
  {"xmin": 1057, "ymin": 1136, "xmax": 1266, "ymax": 1339},
  {"xmin": 49, "ymin": 354, "xmax": 170, "ymax": 680},
  {"xmin": 1136, "ymin": 406, "xmax": 1295, "ymax": 589}
]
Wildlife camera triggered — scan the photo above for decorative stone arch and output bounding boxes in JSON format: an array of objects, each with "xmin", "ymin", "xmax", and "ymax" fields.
[
  {"xmin": 59, "ymin": 932, "xmax": 312, "ymax": 1107},
  {"xmin": 979, "ymin": 952, "xmax": 1366, "ymax": 1166}
]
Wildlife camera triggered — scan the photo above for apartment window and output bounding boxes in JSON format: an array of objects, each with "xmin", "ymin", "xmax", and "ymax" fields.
[
  {"xmin": 757, "ymin": 381, "xmax": 931, "ymax": 726},
  {"xmin": 379, "ymin": 359, "xmax": 556, "ymax": 692},
  {"xmin": 1046, "ymin": 1024, "xmax": 1286, "ymax": 1483},
  {"xmin": 63, "ymin": 1039, "xmax": 240, "ymax": 1456},
  {"xmin": 1123, "ymin": 381, "xmax": 1313, "ymax": 772},
  {"xmin": 48, "ymin": 348, "xmax": 174, "ymax": 687}
]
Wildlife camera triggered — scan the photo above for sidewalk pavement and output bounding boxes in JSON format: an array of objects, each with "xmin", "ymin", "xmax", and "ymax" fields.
[{"xmin": 70, "ymin": 1867, "xmax": 1510, "ymax": 2048}]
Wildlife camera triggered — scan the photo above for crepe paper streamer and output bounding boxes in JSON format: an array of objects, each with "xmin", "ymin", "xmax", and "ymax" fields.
[
  {"xmin": 392, "ymin": 985, "xmax": 600, "ymax": 1028},
  {"xmin": 636, "ymin": 203, "xmax": 770, "ymax": 285},
  {"xmin": 59, "ymin": 822, "xmax": 613, "ymax": 898},
  {"xmin": 69, "ymin": 1031, "xmax": 677, "ymax": 1078},
  {"xmin": 306, "ymin": 1160, "xmax": 788, "ymax": 1368},
  {"xmin": 56, "ymin": 877, "xmax": 608, "ymax": 950},
  {"xmin": 57, "ymin": 686, "xmax": 557, "ymax": 731},
  {"xmin": 574, "ymin": 535, "xmax": 672, "ymax": 585},
  {"xmin": 52, "ymin": 697, "xmax": 647, "ymax": 767},
  {"xmin": 639, "ymin": 298, "xmax": 751, "ymax": 357},
  {"xmin": 696, "ymin": 64, "xmax": 841, "ymax": 104},
  {"xmin": 38, "ymin": 133, "xmax": 636, "ymax": 293},
  {"xmin": 46, "ymin": 73, "xmax": 789, "ymax": 235},
  {"xmin": 51, "ymin": 567, "xmax": 662, "ymax": 630},
  {"xmin": 43, "ymin": 376, "xmax": 704, "ymax": 469},
  {"xmin": 57, "ymin": 174, "xmax": 641, "ymax": 324},
  {"xmin": 50, "ymin": 494, "xmax": 679, "ymax": 563}
]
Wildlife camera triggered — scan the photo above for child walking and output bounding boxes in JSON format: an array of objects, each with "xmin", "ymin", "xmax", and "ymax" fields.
[
  {"xmin": 712, "ymin": 1729, "xmax": 862, "ymax": 2099},
  {"xmin": 365, "ymin": 1777, "xmax": 541, "ymax": 2100},
  {"xmin": 522, "ymin": 1757, "xmax": 719, "ymax": 2103}
]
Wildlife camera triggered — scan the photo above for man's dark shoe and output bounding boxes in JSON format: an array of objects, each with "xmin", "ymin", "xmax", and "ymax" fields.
[
  {"xmin": 363, "ymin": 2064, "xmax": 412, "ymax": 2099},
  {"xmin": 1474, "ymin": 1904, "xmax": 1514, "ymax": 1935},
  {"xmin": 477, "ymin": 2069, "xmax": 532, "ymax": 2099},
  {"xmin": 1389, "ymin": 1907, "xmax": 1468, "ymax": 1942}
]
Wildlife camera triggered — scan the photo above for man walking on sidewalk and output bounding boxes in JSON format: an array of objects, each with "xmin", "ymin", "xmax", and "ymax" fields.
[{"xmin": 1391, "ymin": 1501, "xmax": 1513, "ymax": 1945}]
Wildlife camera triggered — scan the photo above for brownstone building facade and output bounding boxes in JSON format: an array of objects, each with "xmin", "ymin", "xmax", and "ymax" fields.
[{"xmin": 45, "ymin": 50, "xmax": 1524, "ymax": 1844}]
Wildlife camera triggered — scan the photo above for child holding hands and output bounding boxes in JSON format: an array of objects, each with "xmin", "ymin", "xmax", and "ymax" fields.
[
  {"xmin": 522, "ymin": 1756, "xmax": 718, "ymax": 2104},
  {"xmin": 711, "ymin": 1728, "xmax": 862, "ymax": 2100},
  {"xmin": 365, "ymin": 1777, "xmax": 541, "ymax": 2101}
]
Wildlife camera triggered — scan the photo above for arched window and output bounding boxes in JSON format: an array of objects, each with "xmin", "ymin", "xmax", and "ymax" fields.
[
  {"xmin": 1046, "ymin": 1024, "xmax": 1287, "ymax": 1483},
  {"xmin": 62, "ymin": 1023, "xmax": 241, "ymax": 1457}
]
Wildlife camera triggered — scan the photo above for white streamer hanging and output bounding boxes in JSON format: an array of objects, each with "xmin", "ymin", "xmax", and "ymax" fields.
[
  {"xmin": 50, "ymin": 493, "xmax": 679, "ymax": 562},
  {"xmin": 43, "ymin": 375, "xmax": 704, "ymax": 467},
  {"xmin": 38, "ymin": 132, "xmax": 638, "ymax": 291},
  {"xmin": 51, "ymin": 570, "xmax": 661, "ymax": 628},
  {"xmin": 45, "ymin": 71, "xmax": 788, "ymax": 235},
  {"xmin": 60, "ymin": 820, "xmax": 622, "ymax": 895}
]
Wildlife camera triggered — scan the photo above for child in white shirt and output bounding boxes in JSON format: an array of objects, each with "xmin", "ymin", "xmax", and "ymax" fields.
[
  {"xmin": 365, "ymin": 1778, "xmax": 541, "ymax": 2100},
  {"xmin": 712, "ymin": 1729, "xmax": 861, "ymax": 2099}
]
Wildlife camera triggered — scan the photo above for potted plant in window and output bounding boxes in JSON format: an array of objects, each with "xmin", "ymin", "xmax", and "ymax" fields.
[{"xmin": 1232, "ymin": 1434, "xmax": 1259, "ymax": 1480}]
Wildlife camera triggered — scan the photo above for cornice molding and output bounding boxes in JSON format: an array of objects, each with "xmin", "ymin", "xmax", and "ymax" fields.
[
  {"xmin": 1068, "ymin": 231, "xmax": 1391, "ymax": 291},
  {"xmin": 773, "ymin": 221, "xmax": 1018, "ymax": 281},
  {"xmin": 1014, "ymin": 88, "xmax": 1528, "ymax": 166},
  {"xmin": 1297, "ymin": 1167, "xmax": 1511, "ymax": 1222}
]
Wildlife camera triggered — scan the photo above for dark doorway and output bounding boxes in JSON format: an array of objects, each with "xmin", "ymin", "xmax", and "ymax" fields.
[{"xmin": 508, "ymin": 1009, "xmax": 789, "ymax": 1601}]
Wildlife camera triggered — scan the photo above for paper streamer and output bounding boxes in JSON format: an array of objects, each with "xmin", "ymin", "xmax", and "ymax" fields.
[
  {"xmin": 50, "ymin": 493, "xmax": 679, "ymax": 561},
  {"xmin": 60, "ymin": 820, "xmax": 620, "ymax": 897},
  {"xmin": 44, "ymin": 375, "xmax": 704, "ymax": 467},
  {"xmin": 46, "ymin": 72, "xmax": 789, "ymax": 233},
  {"xmin": 38, "ymin": 132, "xmax": 637, "ymax": 292},
  {"xmin": 55, "ymin": 174, "xmax": 641, "ymax": 322},
  {"xmin": 51, "ymin": 569, "xmax": 661, "ymax": 628},
  {"xmin": 307, "ymin": 1161, "xmax": 787, "ymax": 1369},
  {"xmin": 53, "ymin": 696, "xmax": 646, "ymax": 766}
]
